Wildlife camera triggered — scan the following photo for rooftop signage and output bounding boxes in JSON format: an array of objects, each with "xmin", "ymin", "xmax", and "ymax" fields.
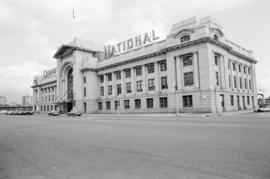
[
  {"xmin": 104, "ymin": 30, "xmax": 159, "ymax": 59},
  {"xmin": 43, "ymin": 68, "xmax": 56, "ymax": 79}
]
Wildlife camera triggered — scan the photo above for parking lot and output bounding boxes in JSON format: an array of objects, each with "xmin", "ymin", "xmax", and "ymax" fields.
[{"xmin": 0, "ymin": 112, "xmax": 270, "ymax": 179}]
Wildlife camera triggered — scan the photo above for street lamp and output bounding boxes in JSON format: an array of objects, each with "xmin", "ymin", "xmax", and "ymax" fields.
[{"xmin": 175, "ymin": 86, "xmax": 179, "ymax": 116}]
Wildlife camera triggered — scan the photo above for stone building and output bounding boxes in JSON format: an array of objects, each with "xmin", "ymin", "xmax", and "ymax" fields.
[{"xmin": 32, "ymin": 16, "xmax": 258, "ymax": 114}]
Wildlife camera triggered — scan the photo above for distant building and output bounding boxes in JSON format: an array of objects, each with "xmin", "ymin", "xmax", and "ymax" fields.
[
  {"xmin": 32, "ymin": 16, "xmax": 258, "ymax": 114},
  {"xmin": 0, "ymin": 96, "xmax": 7, "ymax": 106},
  {"xmin": 22, "ymin": 95, "xmax": 33, "ymax": 106}
]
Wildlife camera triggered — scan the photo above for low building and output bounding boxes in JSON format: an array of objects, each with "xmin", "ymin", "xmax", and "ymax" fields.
[
  {"xmin": 32, "ymin": 16, "xmax": 258, "ymax": 114},
  {"xmin": 22, "ymin": 95, "xmax": 33, "ymax": 106},
  {"xmin": 0, "ymin": 96, "xmax": 7, "ymax": 106}
]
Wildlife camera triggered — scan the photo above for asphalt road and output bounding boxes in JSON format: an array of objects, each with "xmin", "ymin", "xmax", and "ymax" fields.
[{"xmin": 0, "ymin": 112, "xmax": 270, "ymax": 179}]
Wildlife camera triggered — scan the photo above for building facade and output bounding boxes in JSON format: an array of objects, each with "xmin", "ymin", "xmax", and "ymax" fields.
[
  {"xmin": 32, "ymin": 68, "xmax": 57, "ymax": 112},
  {"xmin": 32, "ymin": 16, "xmax": 258, "ymax": 114}
]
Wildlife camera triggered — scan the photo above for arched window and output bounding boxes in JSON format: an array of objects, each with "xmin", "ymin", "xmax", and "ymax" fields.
[
  {"xmin": 180, "ymin": 35, "xmax": 190, "ymax": 43},
  {"xmin": 214, "ymin": 35, "xmax": 219, "ymax": 41}
]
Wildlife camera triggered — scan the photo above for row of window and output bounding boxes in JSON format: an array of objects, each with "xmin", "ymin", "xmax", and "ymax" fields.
[
  {"xmin": 39, "ymin": 105, "xmax": 56, "ymax": 112},
  {"xmin": 227, "ymin": 75, "xmax": 252, "ymax": 90},
  {"xmin": 230, "ymin": 95, "xmax": 254, "ymax": 107},
  {"xmin": 98, "ymin": 95, "xmax": 193, "ymax": 110},
  {"xmin": 40, "ymin": 86, "xmax": 56, "ymax": 94},
  {"xmin": 98, "ymin": 76, "xmax": 168, "ymax": 97},
  {"xmin": 41, "ymin": 94, "xmax": 55, "ymax": 103},
  {"xmin": 228, "ymin": 60, "xmax": 251, "ymax": 75},
  {"xmin": 99, "ymin": 61, "xmax": 167, "ymax": 83}
]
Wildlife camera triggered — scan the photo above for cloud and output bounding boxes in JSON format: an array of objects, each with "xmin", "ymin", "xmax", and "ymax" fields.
[{"xmin": 0, "ymin": 61, "xmax": 48, "ymax": 104}]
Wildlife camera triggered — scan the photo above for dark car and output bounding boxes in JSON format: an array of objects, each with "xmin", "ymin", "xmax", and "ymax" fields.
[
  {"xmin": 48, "ymin": 110, "xmax": 59, "ymax": 116},
  {"xmin": 25, "ymin": 111, "xmax": 34, "ymax": 115},
  {"xmin": 67, "ymin": 110, "xmax": 82, "ymax": 117}
]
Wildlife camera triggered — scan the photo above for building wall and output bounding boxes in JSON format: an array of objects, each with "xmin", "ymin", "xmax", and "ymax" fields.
[{"xmin": 33, "ymin": 16, "xmax": 258, "ymax": 114}]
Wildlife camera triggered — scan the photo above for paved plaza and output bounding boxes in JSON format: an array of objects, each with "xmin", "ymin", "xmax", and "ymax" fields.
[{"xmin": 0, "ymin": 112, "xmax": 270, "ymax": 179}]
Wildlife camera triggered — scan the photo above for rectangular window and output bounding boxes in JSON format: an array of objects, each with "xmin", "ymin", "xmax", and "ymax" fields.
[
  {"xmin": 136, "ymin": 80, "xmax": 143, "ymax": 92},
  {"xmin": 239, "ymin": 77, "xmax": 242, "ymax": 89},
  {"xmin": 233, "ymin": 63, "xmax": 236, "ymax": 71},
  {"xmin": 239, "ymin": 64, "xmax": 241, "ymax": 72},
  {"xmin": 146, "ymin": 98, "xmax": 154, "ymax": 108},
  {"xmin": 148, "ymin": 78, "xmax": 155, "ymax": 91},
  {"xmin": 107, "ymin": 73, "xmax": 112, "ymax": 81},
  {"xmin": 108, "ymin": 85, "xmax": 112, "ymax": 95},
  {"xmin": 160, "ymin": 61, "xmax": 167, "ymax": 71},
  {"xmin": 83, "ymin": 76, "xmax": 86, "ymax": 83},
  {"xmin": 230, "ymin": 95, "xmax": 234, "ymax": 106},
  {"xmin": 228, "ymin": 60, "xmax": 231, "ymax": 69},
  {"xmin": 249, "ymin": 79, "xmax": 252, "ymax": 90},
  {"xmin": 106, "ymin": 101, "xmax": 111, "ymax": 110},
  {"xmin": 184, "ymin": 72, "xmax": 194, "ymax": 86},
  {"xmin": 216, "ymin": 72, "xmax": 219, "ymax": 86},
  {"xmin": 161, "ymin": 76, "xmax": 168, "ymax": 89},
  {"xmin": 234, "ymin": 76, "xmax": 237, "ymax": 88},
  {"xmin": 124, "ymin": 100, "xmax": 130, "ymax": 109},
  {"xmin": 147, "ymin": 63, "xmax": 154, "ymax": 74},
  {"xmin": 244, "ymin": 79, "xmax": 247, "ymax": 89},
  {"xmin": 84, "ymin": 87, "xmax": 86, "ymax": 97},
  {"xmin": 100, "ymin": 87, "xmax": 104, "ymax": 96},
  {"xmin": 182, "ymin": 54, "xmax": 193, "ymax": 66},
  {"xmin": 125, "ymin": 69, "xmax": 131, "ymax": 78},
  {"xmin": 117, "ymin": 84, "xmax": 121, "ymax": 95},
  {"xmin": 114, "ymin": 101, "xmax": 120, "ymax": 110},
  {"xmin": 98, "ymin": 102, "xmax": 102, "ymax": 110},
  {"xmin": 115, "ymin": 71, "xmax": 121, "ymax": 80},
  {"xmin": 183, "ymin": 95, "xmax": 193, "ymax": 108},
  {"xmin": 100, "ymin": 75, "xmax": 104, "ymax": 83},
  {"xmin": 248, "ymin": 68, "xmax": 251, "ymax": 75},
  {"xmin": 135, "ymin": 66, "xmax": 142, "ymax": 76},
  {"xmin": 247, "ymin": 96, "xmax": 250, "ymax": 105},
  {"xmin": 159, "ymin": 97, "xmax": 168, "ymax": 108},
  {"xmin": 214, "ymin": 54, "xmax": 219, "ymax": 66},
  {"xmin": 126, "ymin": 82, "xmax": 132, "ymax": 93},
  {"xmin": 134, "ymin": 99, "xmax": 141, "ymax": 109},
  {"xmin": 244, "ymin": 66, "xmax": 246, "ymax": 74},
  {"xmin": 229, "ymin": 75, "xmax": 231, "ymax": 88}
]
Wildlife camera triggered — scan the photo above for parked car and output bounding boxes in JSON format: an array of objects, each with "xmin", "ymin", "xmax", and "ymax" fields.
[
  {"xmin": 0, "ymin": 110, "xmax": 7, "ymax": 114},
  {"xmin": 24, "ymin": 111, "xmax": 34, "ymax": 115},
  {"xmin": 48, "ymin": 110, "xmax": 59, "ymax": 116},
  {"xmin": 256, "ymin": 104, "xmax": 270, "ymax": 112},
  {"xmin": 5, "ymin": 111, "xmax": 13, "ymax": 115},
  {"xmin": 67, "ymin": 110, "xmax": 82, "ymax": 117}
]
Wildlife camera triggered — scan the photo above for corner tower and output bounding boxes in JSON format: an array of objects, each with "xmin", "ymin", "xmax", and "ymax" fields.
[{"xmin": 53, "ymin": 37, "xmax": 104, "ymax": 113}]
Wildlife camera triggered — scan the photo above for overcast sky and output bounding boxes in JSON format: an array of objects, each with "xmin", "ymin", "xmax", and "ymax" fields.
[{"xmin": 0, "ymin": 0, "xmax": 270, "ymax": 104}]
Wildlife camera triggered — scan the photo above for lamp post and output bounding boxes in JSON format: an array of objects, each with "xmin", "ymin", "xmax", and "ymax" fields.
[{"xmin": 175, "ymin": 86, "xmax": 179, "ymax": 116}]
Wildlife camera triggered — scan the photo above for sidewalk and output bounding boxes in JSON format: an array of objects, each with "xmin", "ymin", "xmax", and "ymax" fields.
[{"xmin": 81, "ymin": 109, "xmax": 255, "ymax": 118}]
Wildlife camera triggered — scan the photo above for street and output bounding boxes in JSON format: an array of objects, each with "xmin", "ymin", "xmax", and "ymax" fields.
[{"xmin": 0, "ymin": 113, "xmax": 270, "ymax": 179}]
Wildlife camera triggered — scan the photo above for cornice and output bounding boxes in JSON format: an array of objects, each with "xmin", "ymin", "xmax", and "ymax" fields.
[
  {"xmin": 91, "ymin": 37, "xmax": 256, "ymax": 72},
  {"xmin": 31, "ymin": 80, "xmax": 57, "ymax": 88}
]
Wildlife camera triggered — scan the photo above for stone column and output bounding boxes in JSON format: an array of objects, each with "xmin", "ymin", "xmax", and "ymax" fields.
[
  {"xmin": 131, "ymin": 68, "xmax": 136, "ymax": 95},
  {"xmin": 193, "ymin": 52, "xmax": 199, "ymax": 88},
  {"xmin": 142, "ymin": 65, "xmax": 147, "ymax": 92},
  {"xmin": 154, "ymin": 62, "xmax": 159, "ymax": 92},
  {"xmin": 220, "ymin": 55, "xmax": 225, "ymax": 89}
]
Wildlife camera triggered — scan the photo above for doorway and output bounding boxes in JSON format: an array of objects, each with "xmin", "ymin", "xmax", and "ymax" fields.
[
  {"xmin": 84, "ymin": 102, "xmax": 87, "ymax": 113},
  {"xmin": 220, "ymin": 94, "xmax": 225, "ymax": 112},
  {"xmin": 242, "ymin": 96, "xmax": 246, "ymax": 110},
  {"xmin": 67, "ymin": 102, "xmax": 73, "ymax": 112},
  {"xmin": 237, "ymin": 95, "xmax": 240, "ymax": 110}
]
